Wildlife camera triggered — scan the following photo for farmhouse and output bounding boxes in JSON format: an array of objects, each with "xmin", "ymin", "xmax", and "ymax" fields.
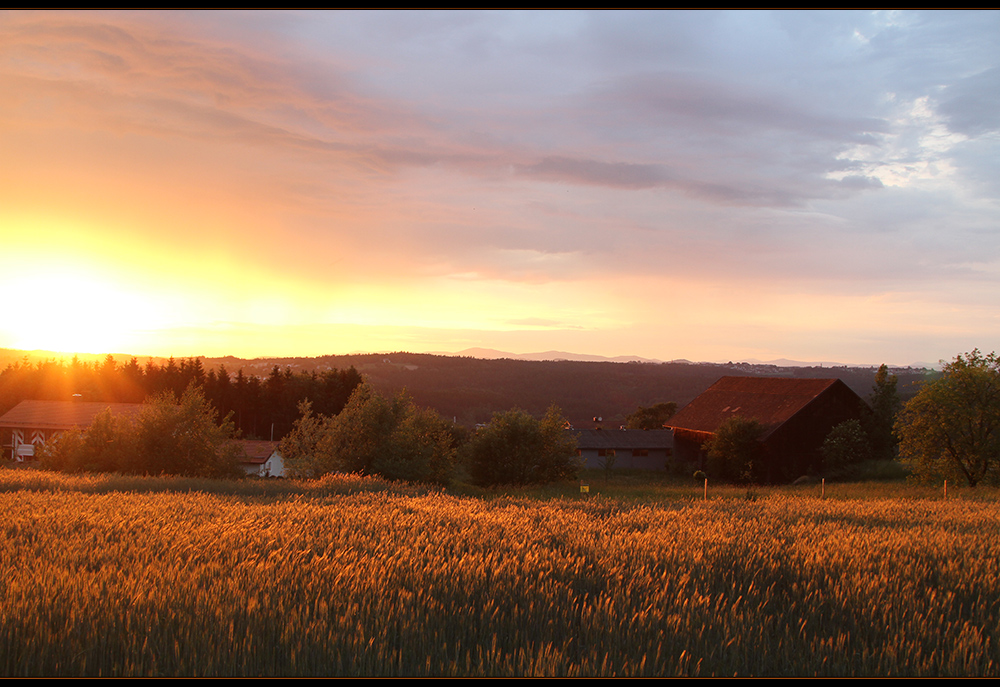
[
  {"xmin": 571, "ymin": 428, "xmax": 673, "ymax": 470},
  {"xmin": 665, "ymin": 376, "xmax": 869, "ymax": 482},
  {"xmin": 0, "ymin": 399, "xmax": 144, "ymax": 461},
  {"xmin": 237, "ymin": 440, "xmax": 286, "ymax": 478}
]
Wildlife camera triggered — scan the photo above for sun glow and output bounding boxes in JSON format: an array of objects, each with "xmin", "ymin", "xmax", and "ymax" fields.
[{"xmin": 2, "ymin": 266, "xmax": 162, "ymax": 355}]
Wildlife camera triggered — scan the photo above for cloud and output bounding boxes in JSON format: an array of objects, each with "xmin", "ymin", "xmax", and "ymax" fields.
[
  {"xmin": 1, "ymin": 11, "xmax": 998, "ymax": 365},
  {"xmin": 938, "ymin": 67, "xmax": 1000, "ymax": 138},
  {"xmin": 516, "ymin": 157, "xmax": 666, "ymax": 189}
]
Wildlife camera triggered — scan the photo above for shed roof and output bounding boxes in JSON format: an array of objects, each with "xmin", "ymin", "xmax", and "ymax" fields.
[
  {"xmin": 665, "ymin": 376, "xmax": 853, "ymax": 439},
  {"xmin": 0, "ymin": 400, "xmax": 144, "ymax": 431}
]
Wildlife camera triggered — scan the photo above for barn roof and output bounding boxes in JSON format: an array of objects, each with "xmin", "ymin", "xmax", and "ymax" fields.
[
  {"xmin": 0, "ymin": 400, "xmax": 144, "ymax": 431},
  {"xmin": 665, "ymin": 376, "xmax": 855, "ymax": 439},
  {"xmin": 570, "ymin": 428, "xmax": 673, "ymax": 451}
]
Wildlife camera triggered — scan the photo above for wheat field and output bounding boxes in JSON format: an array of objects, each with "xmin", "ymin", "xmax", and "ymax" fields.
[{"xmin": 0, "ymin": 471, "xmax": 997, "ymax": 676}]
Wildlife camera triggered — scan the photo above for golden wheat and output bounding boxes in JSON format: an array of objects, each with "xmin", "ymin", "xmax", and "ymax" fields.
[{"xmin": 0, "ymin": 471, "xmax": 996, "ymax": 676}]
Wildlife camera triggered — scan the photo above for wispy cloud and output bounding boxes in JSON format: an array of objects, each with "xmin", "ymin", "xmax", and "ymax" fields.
[{"xmin": 0, "ymin": 10, "xmax": 998, "ymax": 364}]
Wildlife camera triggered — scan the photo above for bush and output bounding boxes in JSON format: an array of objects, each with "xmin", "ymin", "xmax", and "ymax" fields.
[
  {"xmin": 704, "ymin": 416, "xmax": 764, "ymax": 483},
  {"xmin": 821, "ymin": 419, "xmax": 871, "ymax": 471},
  {"xmin": 467, "ymin": 406, "xmax": 579, "ymax": 487},
  {"xmin": 131, "ymin": 388, "xmax": 243, "ymax": 478},
  {"xmin": 624, "ymin": 402, "xmax": 678, "ymax": 430},
  {"xmin": 40, "ymin": 386, "xmax": 242, "ymax": 478},
  {"xmin": 280, "ymin": 383, "xmax": 456, "ymax": 485}
]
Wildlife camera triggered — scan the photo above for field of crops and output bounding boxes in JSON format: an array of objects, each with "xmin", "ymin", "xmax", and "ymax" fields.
[{"xmin": 1, "ymin": 470, "xmax": 998, "ymax": 676}]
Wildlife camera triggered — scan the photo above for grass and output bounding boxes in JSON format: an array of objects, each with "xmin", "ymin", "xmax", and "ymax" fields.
[{"xmin": 0, "ymin": 468, "xmax": 997, "ymax": 676}]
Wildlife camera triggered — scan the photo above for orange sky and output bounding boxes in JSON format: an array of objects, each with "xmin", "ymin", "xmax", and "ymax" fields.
[{"xmin": 2, "ymin": 11, "xmax": 998, "ymax": 366}]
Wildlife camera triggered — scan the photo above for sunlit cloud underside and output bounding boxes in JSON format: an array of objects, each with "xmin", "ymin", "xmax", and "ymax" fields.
[{"xmin": 1, "ymin": 10, "xmax": 998, "ymax": 365}]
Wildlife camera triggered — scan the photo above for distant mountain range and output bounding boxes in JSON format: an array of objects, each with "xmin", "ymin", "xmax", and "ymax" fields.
[
  {"xmin": 0, "ymin": 346, "xmax": 938, "ymax": 373},
  {"xmin": 432, "ymin": 348, "xmax": 938, "ymax": 370},
  {"xmin": 432, "ymin": 348, "xmax": 663, "ymax": 364}
]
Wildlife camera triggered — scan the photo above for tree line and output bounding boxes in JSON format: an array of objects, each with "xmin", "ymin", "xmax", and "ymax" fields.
[
  {"xmin": 0, "ymin": 355, "xmax": 363, "ymax": 440},
  {"xmin": 278, "ymin": 383, "xmax": 580, "ymax": 488},
  {"xmin": 27, "ymin": 362, "xmax": 582, "ymax": 487},
  {"xmin": 22, "ymin": 348, "xmax": 998, "ymax": 490}
]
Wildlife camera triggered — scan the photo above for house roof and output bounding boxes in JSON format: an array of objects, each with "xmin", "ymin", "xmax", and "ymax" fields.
[
  {"xmin": 236, "ymin": 440, "xmax": 280, "ymax": 464},
  {"xmin": 0, "ymin": 400, "xmax": 144, "ymax": 431},
  {"xmin": 665, "ymin": 376, "xmax": 854, "ymax": 440},
  {"xmin": 570, "ymin": 428, "xmax": 673, "ymax": 450}
]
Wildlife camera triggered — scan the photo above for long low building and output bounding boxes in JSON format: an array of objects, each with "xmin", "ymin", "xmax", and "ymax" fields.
[
  {"xmin": 0, "ymin": 399, "xmax": 144, "ymax": 461},
  {"xmin": 570, "ymin": 428, "xmax": 674, "ymax": 471}
]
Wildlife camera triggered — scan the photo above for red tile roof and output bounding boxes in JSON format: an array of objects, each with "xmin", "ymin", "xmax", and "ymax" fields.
[
  {"xmin": 665, "ymin": 377, "xmax": 850, "ymax": 439},
  {"xmin": 236, "ymin": 440, "xmax": 280, "ymax": 463}
]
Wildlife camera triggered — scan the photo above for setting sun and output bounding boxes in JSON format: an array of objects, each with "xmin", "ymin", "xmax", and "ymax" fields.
[
  {"xmin": 3, "ymin": 265, "xmax": 154, "ymax": 354},
  {"xmin": 0, "ymin": 10, "xmax": 996, "ymax": 366}
]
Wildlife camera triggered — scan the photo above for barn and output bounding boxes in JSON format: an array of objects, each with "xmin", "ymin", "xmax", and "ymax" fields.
[{"xmin": 665, "ymin": 376, "xmax": 870, "ymax": 482}]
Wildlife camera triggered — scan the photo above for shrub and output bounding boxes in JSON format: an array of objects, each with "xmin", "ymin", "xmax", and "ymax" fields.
[
  {"xmin": 821, "ymin": 419, "xmax": 872, "ymax": 471},
  {"xmin": 704, "ymin": 416, "xmax": 764, "ymax": 483},
  {"xmin": 281, "ymin": 383, "xmax": 456, "ymax": 485},
  {"xmin": 467, "ymin": 406, "xmax": 579, "ymax": 487},
  {"xmin": 130, "ymin": 387, "xmax": 243, "ymax": 478},
  {"xmin": 40, "ymin": 386, "xmax": 242, "ymax": 478}
]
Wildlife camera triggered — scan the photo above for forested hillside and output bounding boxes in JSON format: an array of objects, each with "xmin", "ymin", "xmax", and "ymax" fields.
[
  {"xmin": 0, "ymin": 349, "xmax": 933, "ymax": 434},
  {"xmin": 318, "ymin": 354, "xmax": 931, "ymax": 426}
]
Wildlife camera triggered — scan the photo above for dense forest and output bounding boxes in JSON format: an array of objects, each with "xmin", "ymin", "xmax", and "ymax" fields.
[
  {"xmin": 0, "ymin": 355, "xmax": 362, "ymax": 441},
  {"xmin": 0, "ymin": 349, "xmax": 934, "ymax": 439}
]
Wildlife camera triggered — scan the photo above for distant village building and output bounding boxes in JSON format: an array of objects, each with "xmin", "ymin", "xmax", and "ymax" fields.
[
  {"xmin": 665, "ymin": 376, "xmax": 869, "ymax": 482},
  {"xmin": 570, "ymin": 428, "xmax": 674, "ymax": 471},
  {"xmin": 237, "ymin": 440, "xmax": 286, "ymax": 478},
  {"xmin": 0, "ymin": 400, "xmax": 144, "ymax": 461}
]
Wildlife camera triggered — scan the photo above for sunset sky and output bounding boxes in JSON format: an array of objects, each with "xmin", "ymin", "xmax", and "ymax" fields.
[{"xmin": 2, "ymin": 10, "xmax": 998, "ymax": 366}]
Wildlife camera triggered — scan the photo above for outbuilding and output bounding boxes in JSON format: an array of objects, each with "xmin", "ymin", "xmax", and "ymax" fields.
[
  {"xmin": 237, "ymin": 440, "xmax": 286, "ymax": 478},
  {"xmin": 571, "ymin": 428, "xmax": 673, "ymax": 470}
]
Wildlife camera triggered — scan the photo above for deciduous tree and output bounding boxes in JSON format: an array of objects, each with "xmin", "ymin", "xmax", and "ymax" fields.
[
  {"xmin": 130, "ymin": 386, "xmax": 243, "ymax": 478},
  {"xmin": 39, "ymin": 408, "xmax": 132, "ymax": 474},
  {"xmin": 821, "ymin": 419, "xmax": 871, "ymax": 471},
  {"xmin": 281, "ymin": 383, "xmax": 457, "ymax": 485},
  {"xmin": 865, "ymin": 364, "xmax": 901, "ymax": 461},
  {"xmin": 896, "ymin": 350, "xmax": 1000, "ymax": 487},
  {"xmin": 468, "ymin": 405, "xmax": 579, "ymax": 487},
  {"xmin": 704, "ymin": 416, "xmax": 764, "ymax": 483},
  {"xmin": 41, "ymin": 386, "xmax": 242, "ymax": 478},
  {"xmin": 624, "ymin": 402, "xmax": 678, "ymax": 430},
  {"xmin": 276, "ymin": 400, "xmax": 335, "ymax": 478}
]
